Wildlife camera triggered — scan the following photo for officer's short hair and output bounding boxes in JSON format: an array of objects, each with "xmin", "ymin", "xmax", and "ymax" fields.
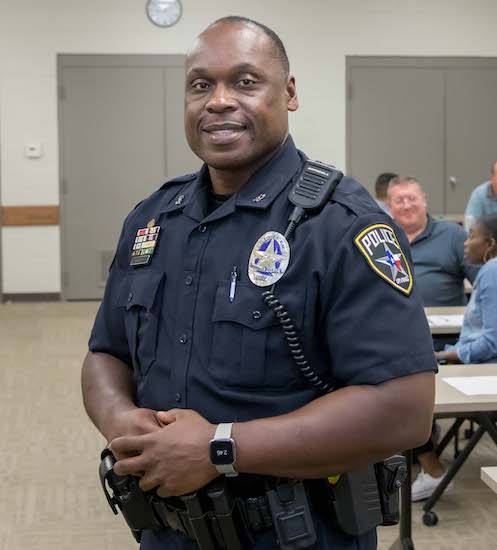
[
  {"xmin": 375, "ymin": 172, "xmax": 397, "ymax": 199},
  {"xmin": 388, "ymin": 175, "xmax": 424, "ymax": 196},
  {"xmin": 209, "ymin": 16, "xmax": 290, "ymax": 79}
]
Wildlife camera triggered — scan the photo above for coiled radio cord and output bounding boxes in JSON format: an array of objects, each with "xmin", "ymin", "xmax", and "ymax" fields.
[{"xmin": 262, "ymin": 206, "xmax": 334, "ymax": 394}]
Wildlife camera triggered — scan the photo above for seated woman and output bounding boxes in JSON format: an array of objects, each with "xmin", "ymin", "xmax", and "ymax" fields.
[{"xmin": 412, "ymin": 213, "xmax": 497, "ymax": 501}]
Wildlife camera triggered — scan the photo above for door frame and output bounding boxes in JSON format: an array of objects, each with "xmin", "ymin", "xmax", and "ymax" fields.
[
  {"xmin": 57, "ymin": 54, "xmax": 185, "ymax": 300},
  {"xmin": 346, "ymin": 56, "xmax": 497, "ymax": 214},
  {"xmin": 0, "ymin": 116, "xmax": 3, "ymax": 301}
]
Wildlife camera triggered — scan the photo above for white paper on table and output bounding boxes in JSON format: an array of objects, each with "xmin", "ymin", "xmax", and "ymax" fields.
[
  {"xmin": 443, "ymin": 376, "xmax": 497, "ymax": 396},
  {"xmin": 426, "ymin": 314, "xmax": 464, "ymax": 328}
]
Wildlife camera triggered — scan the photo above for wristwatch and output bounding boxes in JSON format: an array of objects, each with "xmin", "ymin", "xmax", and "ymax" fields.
[{"xmin": 209, "ymin": 422, "xmax": 238, "ymax": 477}]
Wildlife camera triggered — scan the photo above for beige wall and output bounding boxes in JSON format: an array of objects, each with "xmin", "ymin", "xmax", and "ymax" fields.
[{"xmin": 1, "ymin": 0, "xmax": 497, "ymax": 293}]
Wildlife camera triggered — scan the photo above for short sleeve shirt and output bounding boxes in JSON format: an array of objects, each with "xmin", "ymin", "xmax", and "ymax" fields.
[
  {"xmin": 90, "ymin": 136, "xmax": 436, "ymax": 421},
  {"xmin": 89, "ymin": 137, "xmax": 437, "ymax": 548}
]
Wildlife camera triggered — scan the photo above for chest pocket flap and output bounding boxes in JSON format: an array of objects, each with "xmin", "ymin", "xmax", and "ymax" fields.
[
  {"xmin": 116, "ymin": 270, "xmax": 165, "ymax": 378},
  {"xmin": 117, "ymin": 270, "xmax": 165, "ymax": 311},
  {"xmin": 210, "ymin": 281, "xmax": 301, "ymax": 391},
  {"xmin": 212, "ymin": 282, "xmax": 278, "ymax": 330}
]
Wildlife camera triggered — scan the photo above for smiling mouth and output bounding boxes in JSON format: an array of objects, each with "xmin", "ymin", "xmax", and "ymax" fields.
[
  {"xmin": 202, "ymin": 123, "xmax": 247, "ymax": 145},
  {"xmin": 205, "ymin": 128, "xmax": 243, "ymax": 135},
  {"xmin": 203, "ymin": 123, "xmax": 246, "ymax": 132}
]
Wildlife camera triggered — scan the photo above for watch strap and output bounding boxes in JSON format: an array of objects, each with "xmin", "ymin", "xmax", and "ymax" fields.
[{"xmin": 215, "ymin": 422, "xmax": 233, "ymax": 440}]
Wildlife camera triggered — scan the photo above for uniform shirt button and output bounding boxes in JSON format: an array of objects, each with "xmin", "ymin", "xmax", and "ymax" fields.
[
  {"xmin": 179, "ymin": 334, "xmax": 188, "ymax": 344},
  {"xmin": 185, "ymin": 276, "xmax": 193, "ymax": 286},
  {"xmin": 198, "ymin": 225, "xmax": 207, "ymax": 233},
  {"xmin": 175, "ymin": 393, "xmax": 182, "ymax": 402},
  {"xmin": 252, "ymin": 310, "xmax": 262, "ymax": 319},
  {"xmin": 127, "ymin": 292, "xmax": 133, "ymax": 302}
]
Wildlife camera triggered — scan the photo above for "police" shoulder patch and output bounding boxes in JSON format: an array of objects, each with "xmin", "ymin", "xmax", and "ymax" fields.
[{"xmin": 354, "ymin": 223, "xmax": 413, "ymax": 295}]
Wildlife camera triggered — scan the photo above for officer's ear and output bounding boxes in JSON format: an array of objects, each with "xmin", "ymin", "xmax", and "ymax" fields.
[{"xmin": 286, "ymin": 76, "xmax": 299, "ymax": 112}]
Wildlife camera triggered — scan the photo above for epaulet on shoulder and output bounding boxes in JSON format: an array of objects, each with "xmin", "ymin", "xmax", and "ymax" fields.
[
  {"xmin": 126, "ymin": 172, "xmax": 197, "ymax": 220},
  {"xmin": 331, "ymin": 176, "xmax": 383, "ymax": 218},
  {"xmin": 159, "ymin": 172, "xmax": 198, "ymax": 190}
]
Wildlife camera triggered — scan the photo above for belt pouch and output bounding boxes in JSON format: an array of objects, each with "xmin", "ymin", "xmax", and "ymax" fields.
[
  {"xmin": 266, "ymin": 480, "xmax": 316, "ymax": 550},
  {"xmin": 207, "ymin": 481, "xmax": 254, "ymax": 550},
  {"xmin": 180, "ymin": 492, "xmax": 217, "ymax": 550}
]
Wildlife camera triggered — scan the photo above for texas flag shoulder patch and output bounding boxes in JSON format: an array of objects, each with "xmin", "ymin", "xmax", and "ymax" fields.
[{"xmin": 354, "ymin": 223, "xmax": 413, "ymax": 296}]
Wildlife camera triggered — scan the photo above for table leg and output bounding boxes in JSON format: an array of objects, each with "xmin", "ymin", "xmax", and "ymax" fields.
[
  {"xmin": 435, "ymin": 418, "xmax": 465, "ymax": 457},
  {"xmin": 478, "ymin": 413, "xmax": 497, "ymax": 446},
  {"xmin": 422, "ymin": 423, "xmax": 486, "ymax": 516}
]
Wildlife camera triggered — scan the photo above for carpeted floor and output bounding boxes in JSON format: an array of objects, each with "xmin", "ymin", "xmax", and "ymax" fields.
[{"xmin": 1, "ymin": 302, "xmax": 496, "ymax": 549}]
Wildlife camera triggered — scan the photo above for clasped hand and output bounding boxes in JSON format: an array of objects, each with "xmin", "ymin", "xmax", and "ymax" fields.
[{"xmin": 109, "ymin": 409, "xmax": 219, "ymax": 497}]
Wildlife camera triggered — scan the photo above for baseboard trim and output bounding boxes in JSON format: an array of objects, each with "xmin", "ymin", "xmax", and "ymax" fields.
[{"xmin": 2, "ymin": 293, "xmax": 62, "ymax": 303}]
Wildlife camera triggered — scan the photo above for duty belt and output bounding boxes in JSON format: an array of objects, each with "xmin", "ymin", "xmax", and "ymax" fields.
[
  {"xmin": 100, "ymin": 449, "xmax": 406, "ymax": 547},
  {"xmin": 100, "ymin": 449, "xmax": 317, "ymax": 549}
]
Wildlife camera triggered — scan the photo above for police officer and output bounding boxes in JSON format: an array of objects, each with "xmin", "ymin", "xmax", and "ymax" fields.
[{"xmin": 82, "ymin": 16, "xmax": 436, "ymax": 550}]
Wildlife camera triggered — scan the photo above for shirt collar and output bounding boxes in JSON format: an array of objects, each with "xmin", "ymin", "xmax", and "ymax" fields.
[
  {"xmin": 158, "ymin": 135, "xmax": 302, "ymax": 221},
  {"xmin": 158, "ymin": 165, "xmax": 209, "ymax": 220},
  {"xmin": 234, "ymin": 135, "xmax": 302, "ymax": 209}
]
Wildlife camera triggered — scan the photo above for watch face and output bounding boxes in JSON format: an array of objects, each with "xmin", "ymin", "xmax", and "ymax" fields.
[
  {"xmin": 146, "ymin": 0, "xmax": 182, "ymax": 28},
  {"xmin": 210, "ymin": 440, "xmax": 235, "ymax": 465}
]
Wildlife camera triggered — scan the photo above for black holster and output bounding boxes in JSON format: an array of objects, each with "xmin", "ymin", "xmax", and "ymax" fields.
[
  {"xmin": 99, "ymin": 449, "xmax": 162, "ymax": 542},
  {"xmin": 327, "ymin": 456, "xmax": 407, "ymax": 536}
]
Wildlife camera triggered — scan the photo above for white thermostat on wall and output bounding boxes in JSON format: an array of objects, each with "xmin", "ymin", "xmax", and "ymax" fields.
[
  {"xmin": 25, "ymin": 142, "xmax": 43, "ymax": 159},
  {"xmin": 146, "ymin": 0, "xmax": 182, "ymax": 28}
]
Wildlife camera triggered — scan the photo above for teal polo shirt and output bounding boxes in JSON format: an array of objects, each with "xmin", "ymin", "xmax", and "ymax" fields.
[{"xmin": 410, "ymin": 215, "xmax": 479, "ymax": 306}]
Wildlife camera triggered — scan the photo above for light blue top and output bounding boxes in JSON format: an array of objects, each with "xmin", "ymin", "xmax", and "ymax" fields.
[
  {"xmin": 464, "ymin": 181, "xmax": 497, "ymax": 230},
  {"xmin": 445, "ymin": 257, "xmax": 497, "ymax": 363}
]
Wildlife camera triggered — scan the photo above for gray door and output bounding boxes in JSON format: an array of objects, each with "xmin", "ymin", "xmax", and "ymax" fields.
[
  {"xmin": 445, "ymin": 67, "xmax": 497, "ymax": 213},
  {"xmin": 347, "ymin": 63, "xmax": 445, "ymax": 212},
  {"xmin": 59, "ymin": 55, "xmax": 200, "ymax": 300},
  {"xmin": 347, "ymin": 57, "xmax": 497, "ymax": 216}
]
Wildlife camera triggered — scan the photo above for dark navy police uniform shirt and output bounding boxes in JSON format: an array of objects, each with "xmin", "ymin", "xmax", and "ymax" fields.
[{"xmin": 90, "ymin": 137, "xmax": 437, "ymax": 550}]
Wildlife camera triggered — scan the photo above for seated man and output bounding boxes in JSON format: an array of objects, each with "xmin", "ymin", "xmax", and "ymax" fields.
[
  {"xmin": 388, "ymin": 175, "xmax": 479, "ymax": 310},
  {"xmin": 464, "ymin": 161, "xmax": 497, "ymax": 231},
  {"xmin": 374, "ymin": 172, "xmax": 397, "ymax": 216}
]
